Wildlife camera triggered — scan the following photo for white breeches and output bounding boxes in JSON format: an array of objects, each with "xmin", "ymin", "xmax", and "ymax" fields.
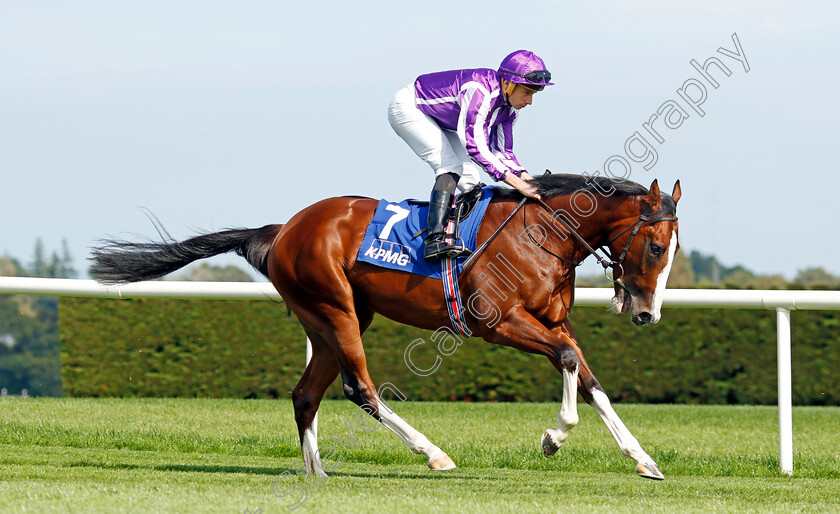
[{"xmin": 388, "ymin": 84, "xmax": 481, "ymax": 192}]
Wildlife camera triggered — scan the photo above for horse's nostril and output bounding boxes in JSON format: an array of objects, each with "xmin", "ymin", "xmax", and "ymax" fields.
[{"xmin": 637, "ymin": 312, "xmax": 652, "ymax": 324}]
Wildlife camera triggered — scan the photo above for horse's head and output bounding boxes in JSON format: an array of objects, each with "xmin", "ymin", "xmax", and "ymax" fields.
[{"xmin": 609, "ymin": 180, "xmax": 681, "ymax": 326}]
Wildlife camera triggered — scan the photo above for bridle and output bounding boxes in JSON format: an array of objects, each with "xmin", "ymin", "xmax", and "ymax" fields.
[
  {"xmin": 460, "ymin": 185, "xmax": 679, "ymax": 293},
  {"xmin": 526, "ymin": 197, "xmax": 678, "ymax": 291}
]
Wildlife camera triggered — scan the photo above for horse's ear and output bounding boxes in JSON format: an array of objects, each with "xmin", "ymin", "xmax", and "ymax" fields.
[
  {"xmin": 671, "ymin": 180, "xmax": 682, "ymax": 204},
  {"xmin": 648, "ymin": 180, "xmax": 662, "ymax": 210}
]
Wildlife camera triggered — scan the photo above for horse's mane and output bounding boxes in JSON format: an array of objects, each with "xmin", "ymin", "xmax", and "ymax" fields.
[
  {"xmin": 492, "ymin": 173, "xmax": 646, "ymax": 199},
  {"xmin": 492, "ymin": 173, "xmax": 676, "ymax": 212}
]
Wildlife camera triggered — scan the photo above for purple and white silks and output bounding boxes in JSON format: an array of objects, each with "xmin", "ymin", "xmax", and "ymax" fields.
[{"xmin": 413, "ymin": 68, "xmax": 524, "ymax": 182}]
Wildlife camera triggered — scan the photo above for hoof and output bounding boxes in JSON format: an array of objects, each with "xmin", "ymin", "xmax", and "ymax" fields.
[
  {"xmin": 636, "ymin": 462, "xmax": 665, "ymax": 480},
  {"xmin": 303, "ymin": 456, "xmax": 329, "ymax": 479},
  {"xmin": 428, "ymin": 454, "xmax": 457, "ymax": 471},
  {"xmin": 541, "ymin": 430, "xmax": 563, "ymax": 458},
  {"xmin": 304, "ymin": 462, "xmax": 328, "ymax": 479}
]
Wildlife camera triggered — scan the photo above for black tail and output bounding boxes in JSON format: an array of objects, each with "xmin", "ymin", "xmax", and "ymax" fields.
[{"xmin": 89, "ymin": 224, "xmax": 283, "ymax": 284}]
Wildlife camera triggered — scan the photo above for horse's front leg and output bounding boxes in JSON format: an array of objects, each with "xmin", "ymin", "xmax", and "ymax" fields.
[
  {"xmin": 539, "ymin": 357, "xmax": 579, "ymax": 458},
  {"xmin": 546, "ymin": 321, "xmax": 664, "ymax": 480},
  {"xmin": 483, "ymin": 306, "xmax": 583, "ymax": 451}
]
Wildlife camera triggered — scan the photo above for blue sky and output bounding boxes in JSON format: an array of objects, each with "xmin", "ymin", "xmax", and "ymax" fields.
[{"xmin": 2, "ymin": 1, "xmax": 838, "ymax": 279}]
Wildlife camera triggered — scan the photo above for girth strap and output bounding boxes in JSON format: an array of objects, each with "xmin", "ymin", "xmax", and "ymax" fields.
[
  {"xmin": 441, "ymin": 256, "xmax": 471, "ymax": 337},
  {"xmin": 440, "ymin": 197, "xmax": 472, "ymax": 337}
]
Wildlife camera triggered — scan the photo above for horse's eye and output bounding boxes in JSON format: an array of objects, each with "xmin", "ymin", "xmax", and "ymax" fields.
[{"xmin": 650, "ymin": 244, "xmax": 663, "ymax": 257}]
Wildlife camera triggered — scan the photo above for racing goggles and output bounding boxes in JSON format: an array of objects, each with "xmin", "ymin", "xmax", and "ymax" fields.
[{"xmin": 501, "ymin": 69, "xmax": 552, "ymax": 84}]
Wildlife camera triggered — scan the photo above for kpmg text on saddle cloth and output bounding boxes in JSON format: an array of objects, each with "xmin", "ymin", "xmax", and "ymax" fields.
[{"xmin": 357, "ymin": 188, "xmax": 494, "ymax": 278}]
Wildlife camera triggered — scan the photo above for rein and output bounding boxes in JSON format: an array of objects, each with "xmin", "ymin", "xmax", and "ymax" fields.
[
  {"xmin": 460, "ymin": 176, "xmax": 678, "ymax": 291},
  {"xmin": 528, "ymin": 197, "xmax": 678, "ymax": 287},
  {"xmin": 461, "ymin": 196, "xmax": 528, "ymax": 270}
]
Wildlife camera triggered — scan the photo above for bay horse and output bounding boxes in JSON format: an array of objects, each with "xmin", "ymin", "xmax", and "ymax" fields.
[{"xmin": 90, "ymin": 173, "xmax": 681, "ymax": 480}]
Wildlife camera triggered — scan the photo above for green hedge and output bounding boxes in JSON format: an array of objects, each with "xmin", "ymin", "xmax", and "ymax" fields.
[{"xmin": 59, "ymin": 297, "xmax": 840, "ymax": 405}]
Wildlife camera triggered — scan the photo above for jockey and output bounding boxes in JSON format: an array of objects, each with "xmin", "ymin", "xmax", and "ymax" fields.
[{"xmin": 388, "ymin": 49, "xmax": 553, "ymax": 262}]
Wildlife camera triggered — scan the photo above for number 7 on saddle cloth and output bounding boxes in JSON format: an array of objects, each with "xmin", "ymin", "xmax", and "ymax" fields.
[{"xmin": 357, "ymin": 187, "xmax": 495, "ymax": 279}]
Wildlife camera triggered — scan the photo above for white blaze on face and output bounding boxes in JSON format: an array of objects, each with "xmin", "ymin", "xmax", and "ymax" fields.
[{"xmin": 651, "ymin": 230, "xmax": 678, "ymax": 322}]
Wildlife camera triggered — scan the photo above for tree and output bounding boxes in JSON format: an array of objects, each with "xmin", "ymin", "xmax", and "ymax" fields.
[
  {"xmin": 0, "ymin": 256, "xmax": 24, "ymax": 277},
  {"xmin": 0, "ymin": 239, "xmax": 77, "ymax": 396},
  {"xmin": 29, "ymin": 238, "xmax": 47, "ymax": 277},
  {"xmin": 0, "ymin": 289, "xmax": 63, "ymax": 396},
  {"xmin": 169, "ymin": 263, "xmax": 254, "ymax": 282},
  {"xmin": 666, "ymin": 252, "xmax": 695, "ymax": 287},
  {"xmin": 27, "ymin": 238, "xmax": 77, "ymax": 278},
  {"xmin": 690, "ymin": 250, "xmax": 736, "ymax": 284},
  {"xmin": 795, "ymin": 268, "xmax": 840, "ymax": 289},
  {"xmin": 56, "ymin": 240, "xmax": 77, "ymax": 279}
]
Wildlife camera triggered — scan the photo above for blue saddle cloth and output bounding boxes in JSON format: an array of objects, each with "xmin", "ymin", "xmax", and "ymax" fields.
[{"xmin": 357, "ymin": 187, "xmax": 494, "ymax": 278}]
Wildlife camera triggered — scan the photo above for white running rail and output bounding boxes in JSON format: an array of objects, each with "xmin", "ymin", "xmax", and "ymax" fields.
[{"xmin": 2, "ymin": 277, "xmax": 840, "ymax": 475}]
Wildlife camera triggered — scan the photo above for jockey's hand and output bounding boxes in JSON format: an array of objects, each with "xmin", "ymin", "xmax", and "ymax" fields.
[
  {"xmin": 521, "ymin": 184, "xmax": 542, "ymax": 201},
  {"xmin": 504, "ymin": 172, "xmax": 542, "ymax": 201}
]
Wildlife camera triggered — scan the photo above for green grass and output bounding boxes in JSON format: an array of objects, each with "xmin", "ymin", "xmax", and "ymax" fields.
[{"xmin": 1, "ymin": 399, "xmax": 839, "ymax": 512}]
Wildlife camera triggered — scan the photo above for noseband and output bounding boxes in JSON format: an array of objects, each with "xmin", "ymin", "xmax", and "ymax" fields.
[{"xmin": 528, "ymin": 198, "xmax": 678, "ymax": 289}]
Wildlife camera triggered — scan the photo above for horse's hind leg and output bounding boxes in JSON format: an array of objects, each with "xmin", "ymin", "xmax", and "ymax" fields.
[
  {"xmin": 294, "ymin": 301, "xmax": 455, "ymax": 472},
  {"xmin": 344, "ymin": 303, "xmax": 455, "ymax": 471},
  {"xmin": 351, "ymin": 307, "xmax": 455, "ymax": 470},
  {"xmin": 374, "ymin": 392, "xmax": 456, "ymax": 470},
  {"xmin": 293, "ymin": 327, "xmax": 339, "ymax": 477}
]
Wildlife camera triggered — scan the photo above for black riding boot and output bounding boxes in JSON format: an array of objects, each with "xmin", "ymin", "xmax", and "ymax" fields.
[{"xmin": 423, "ymin": 190, "xmax": 470, "ymax": 262}]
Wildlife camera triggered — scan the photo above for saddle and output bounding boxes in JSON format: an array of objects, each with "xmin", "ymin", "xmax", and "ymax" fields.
[
  {"xmin": 355, "ymin": 186, "xmax": 494, "ymax": 337},
  {"xmin": 451, "ymin": 184, "xmax": 485, "ymax": 223},
  {"xmin": 410, "ymin": 184, "xmax": 485, "ymax": 240}
]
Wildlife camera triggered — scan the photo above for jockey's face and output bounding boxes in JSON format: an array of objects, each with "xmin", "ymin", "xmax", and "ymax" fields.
[{"xmin": 508, "ymin": 84, "xmax": 538, "ymax": 109}]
